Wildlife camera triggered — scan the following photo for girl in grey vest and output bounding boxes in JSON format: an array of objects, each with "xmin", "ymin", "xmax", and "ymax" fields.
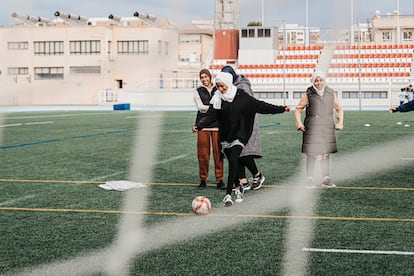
[{"xmin": 295, "ymin": 71, "xmax": 344, "ymax": 188}]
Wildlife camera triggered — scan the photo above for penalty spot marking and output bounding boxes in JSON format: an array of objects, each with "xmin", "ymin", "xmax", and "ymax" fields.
[{"xmin": 302, "ymin": 248, "xmax": 414, "ymax": 256}]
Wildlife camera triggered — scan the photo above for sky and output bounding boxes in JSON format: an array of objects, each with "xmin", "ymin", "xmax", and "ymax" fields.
[{"xmin": 1, "ymin": 0, "xmax": 412, "ymax": 31}]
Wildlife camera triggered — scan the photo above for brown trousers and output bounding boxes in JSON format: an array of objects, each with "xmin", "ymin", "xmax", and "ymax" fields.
[{"xmin": 197, "ymin": 130, "xmax": 224, "ymax": 182}]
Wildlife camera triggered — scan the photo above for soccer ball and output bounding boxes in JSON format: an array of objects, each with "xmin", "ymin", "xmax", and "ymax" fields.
[{"xmin": 192, "ymin": 196, "xmax": 211, "ymax": 215}]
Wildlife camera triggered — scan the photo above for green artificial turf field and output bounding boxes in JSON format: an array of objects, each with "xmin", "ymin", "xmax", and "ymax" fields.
[{"xmin": 0, "ymin": 110, "xmax": 413, "ymax": 275}]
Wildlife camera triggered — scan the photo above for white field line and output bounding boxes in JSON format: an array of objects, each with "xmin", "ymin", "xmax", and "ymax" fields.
[
  {"xmin": 401, "ymin": 157, "xmax": 414, "ymax": 161},
  {"xmin": 24, "ymin": 121, "xmax": 54, "ymax": 125},
  {"xmin": 6, "ymin": 112, "xmax": 113, "ymax": 120},
  {"xmin": 0, "ymin": 123, "xmax": 23, "ymax": 128},
  {"xmin": 126, "ymin": 115, "xmax": 193, "ymax": 119},
  {"xmin": 92, "ymin": 171, "xmax": 125, "ymax": 181},
  {"xmin": 155, "ymin": 153, "xmax": 190, "ymax": 165},
  {"xmin": 0, "ymin": 194, "xmax": 36, "ymax": 206},
  {"xmin": 1, "ymin": 121, "xmax": 54, "ymax": 127},
  {"xmin": 302, "ymin": 248, "xmax": 414, "ymax": 256}
]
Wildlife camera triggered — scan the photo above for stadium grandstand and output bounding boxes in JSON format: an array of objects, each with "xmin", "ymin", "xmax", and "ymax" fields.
[{"xmin": 0, "ymin": 0, "xmax": 414, "ymax": 109}]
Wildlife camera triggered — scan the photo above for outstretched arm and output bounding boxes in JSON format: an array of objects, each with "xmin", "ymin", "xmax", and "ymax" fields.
[
  {"xmin": 252, "ymin": 97, "xmax": 290, "ymax": 114},
  {"xmin": 390, "ymin": 99, "xmax": 414, "ymax": 113}
]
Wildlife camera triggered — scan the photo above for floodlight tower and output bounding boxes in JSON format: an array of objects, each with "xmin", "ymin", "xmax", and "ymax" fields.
[
  {"xmin": 214, "ymin": 0, "xmax": 240, "ymax": 30},
  {"xmin": 213, "ymin": 0, "xmax": 240, "ymax": 64}
]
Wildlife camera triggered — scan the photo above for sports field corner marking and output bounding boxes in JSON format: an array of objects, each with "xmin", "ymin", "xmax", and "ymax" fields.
[{"xmin": 302, "ymin": 248, "xmax": 414, "ymax": 256}]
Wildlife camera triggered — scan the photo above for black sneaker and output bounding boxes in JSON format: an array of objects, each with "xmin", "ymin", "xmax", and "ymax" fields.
[
  {"xmin": 199, "ymin": 180, "xmax": 206, "ymax": 189},
  {"xmin": 251, "ymin": 173, "xmax": 265, "ymax": 190},
  {"xmin": 216, "ymin": 181, "xmax": 226, "ymax": 190}
]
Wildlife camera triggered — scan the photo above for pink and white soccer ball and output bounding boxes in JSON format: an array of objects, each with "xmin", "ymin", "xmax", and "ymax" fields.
[{"xmin": 192, "ymin": 196, "xmax": 211, "ymax": 215}]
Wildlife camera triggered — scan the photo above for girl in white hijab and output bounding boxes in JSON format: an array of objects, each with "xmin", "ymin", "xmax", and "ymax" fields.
[
  {"xmin": 210, "ymin": 71, "xmax": 237, "ymax": 109},
  {"xmin": 195, "ymin": 71, "xmax": 290, "ymax": 206},
  {"xmin": 295, "ymin": 70, "xmax": 344, "ymax": 188}
]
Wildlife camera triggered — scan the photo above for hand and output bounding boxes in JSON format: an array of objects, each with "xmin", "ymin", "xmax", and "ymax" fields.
[
  {"xmin": 192, "ymin": 126, "xmax": 198, "ymax": 133},
  {"xmin": 389, "ymin": 108, "xmax": 396, "ymax": 113},
  {"xmin": 335, "ymin": 123, "xmax": 343, "ymax": 130},
  {"xmin": 285, "ymin": 106, "xmax": 291, "ymax": 112},
  {"xmin": 297, "ymin": 124, "xmax": 306, "ymax": 132}
]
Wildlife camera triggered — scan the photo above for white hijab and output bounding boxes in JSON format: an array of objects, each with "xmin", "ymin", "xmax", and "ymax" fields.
[
  {"xmin": 210, "ymin": 71, "xmax": 238, "ymax": 109},
  {"xmin": 311, "ymin": 70, "xmax": 326, "ymax": 96}
]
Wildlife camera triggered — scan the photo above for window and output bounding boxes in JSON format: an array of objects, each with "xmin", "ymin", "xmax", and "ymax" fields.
[
  {"xmin": 70, "ymin": 40, "xmax": 100, "ymax": 54},
  {"xmin": 158, "ymin": 40, "xmax": 162, "ymax": 55},
  {"xmin": 403, "ymin": 31, "xmax": 413, "ymax": 41},
  {"xmin": 241, "ymin": 28, "xmax": 256, "ymax": 38},
  {"xmin": 179, "ymin": 34, "xmax": 201, "ymax": 43},
  {"xmin": 179, "ymin": 53, "xmax": 200, "ymax": 63},
  {"xmin": 8, "ymin": 41, "xmax": 28, "ymax": 50},
  {"xmin": 34, "ymin": 41, "xmax": 64, "ymax": 55},
  {"xmin": 258, "ymin": 28, "xmax": 271, "ymax": 38},
  {"xmin": 248, "ymin": 29, "xmax": 255, "ymax": 37},
  {"xmin": 293, "ymin": 91, "xmax": 306, "ymax": 99},
  {"xmin": 34, "ymin": 67, "xmax": 64, "ymax": 80},
  {"xmin": 8, "ymin": 67, "xmax": 29, "ymax": 75},
  {"xmin": 382, "ymin": 31, "xmax": 392, "ymax": 42},
  {"xmin": 342, "ymin": 91, "xmax": 359, "ymax": 99},
  {"xmin": 342, "ymin": 91, "xmax": 387, "ymax": 99},
  {"xmin": 70, "ymin": 66, "xmax": 101, "ymax": 74},
  {"xmin": 258, "ymin": 91, "xmax": 288, "ymax": 99},
  {"xmin": 117, "ymin": 40, "xmax": 149, "ymax": 54}
]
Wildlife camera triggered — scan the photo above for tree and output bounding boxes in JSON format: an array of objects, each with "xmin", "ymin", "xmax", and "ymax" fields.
[{"xmin": 247, "ymin": 21, "xmax": 262, "ymax": 27}]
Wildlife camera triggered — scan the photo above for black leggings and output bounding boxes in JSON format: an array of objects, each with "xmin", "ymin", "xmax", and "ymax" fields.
[
  {"xmin": 306, "ymin": 154, "xmax": 330, "ymax": 178},
  {"xmin": 237, "ymin": 156, "xmax": 259, "ymax": 180},
  {"xmin": 223, "ymin": 145, "xmax": 243, "ymax": 195}
]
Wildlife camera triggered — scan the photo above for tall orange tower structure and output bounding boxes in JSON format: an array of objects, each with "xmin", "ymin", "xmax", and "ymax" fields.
[{"xmin": 214, "ymin": 0, "xmax": 240, "ymax": 62}]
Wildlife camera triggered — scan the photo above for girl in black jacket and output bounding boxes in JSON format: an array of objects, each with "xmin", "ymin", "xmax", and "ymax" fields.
[{"xmin": 194, "ymin": 72, "xmax": 290, "ymax": 207}]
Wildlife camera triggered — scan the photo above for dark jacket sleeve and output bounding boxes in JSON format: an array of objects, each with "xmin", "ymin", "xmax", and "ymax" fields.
[
  {"xmin": 250, "ymin": 96, "xmax": 286, "ymax": 114},
  {"xmin": 196, "ymin": 105, "xmax": 219, "ymax": 130},
  {"xmin": 396, "ymin": 99, "xmax": 414, "ymax": 112}
]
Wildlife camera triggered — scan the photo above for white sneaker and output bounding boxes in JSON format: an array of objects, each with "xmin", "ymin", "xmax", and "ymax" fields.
[
  {"xmin": 235, "ymin": 187, "xmax": 244, "ymax": 203},
  {"xmin": 223, "ymin": 194, "xmax": 233, "ymax": 207}
]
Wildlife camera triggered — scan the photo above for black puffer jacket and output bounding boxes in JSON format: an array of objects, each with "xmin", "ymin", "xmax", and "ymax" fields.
[{"xmin": 194, "ymin": 86, "xmax": 220, "ymax": 129}]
